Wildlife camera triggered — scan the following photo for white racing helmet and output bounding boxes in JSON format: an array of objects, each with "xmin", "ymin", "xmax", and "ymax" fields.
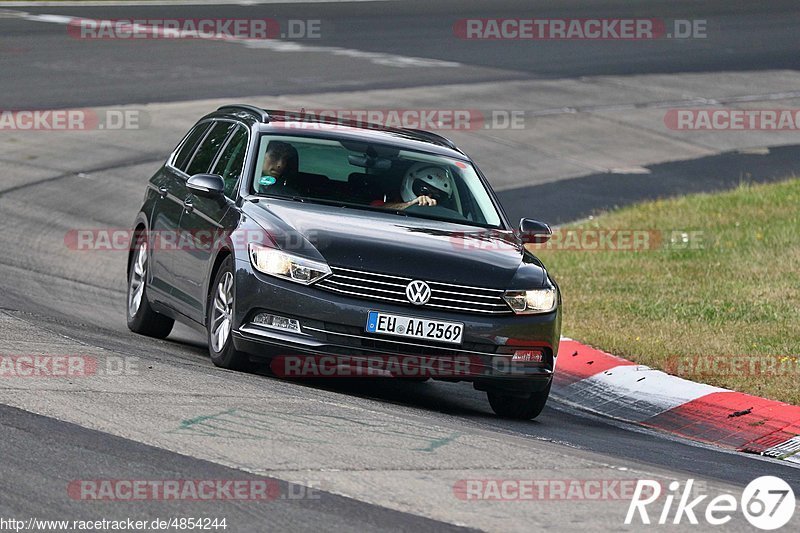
[{"xmin": 400, "ymin": 163, "xmax": 455, "ymax": 203}]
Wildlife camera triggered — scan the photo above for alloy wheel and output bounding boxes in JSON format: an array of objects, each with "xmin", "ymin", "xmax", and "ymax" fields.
[
  {"xmin": 210, "ymin": 271, "xmax": 234, "ymax": 352},
  {"xmin": 128, "ymin": 241, "xmax": 147, "ymax": 317}
]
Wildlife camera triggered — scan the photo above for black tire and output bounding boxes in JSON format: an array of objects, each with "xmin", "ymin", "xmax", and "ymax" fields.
[
  {"xmin": 206, "ymin": 256, "xmax": 253, "ymax": 371},
  {"xmin": 487, "ymin": 380, "xmax": 551, "ymax": 420},
  {"xmin": 126, "ymin": 234, "xmax": 174, "ymax": 339}
]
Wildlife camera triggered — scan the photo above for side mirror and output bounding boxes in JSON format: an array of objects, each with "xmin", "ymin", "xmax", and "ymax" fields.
[
  {"xmin": 519, "ymin": 218, "xmax": 552, "ymax": 244},
  {"xmin": 187, "ymin": 174, "xmax": 225, "ymax": 198}
]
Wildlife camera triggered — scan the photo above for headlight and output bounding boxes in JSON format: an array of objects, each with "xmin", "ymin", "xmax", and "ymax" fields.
[
  {"xmin": 248, "ymin": 243, "xmax": 331, "ymax": 285},
  {"xmin": 503, "ymin": 287, "xmax": 557, "ymax": 314}
]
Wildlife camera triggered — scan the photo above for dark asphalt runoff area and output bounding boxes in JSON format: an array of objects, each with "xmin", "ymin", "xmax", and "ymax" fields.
[
  {"xmin": 0, "ymin": 403, "xmax": 475, "ymax": 532},
  {"xmin": 4, "ymin": 0, "xmax": 800, "ymax": 222},
  {"xmin": 2, "ymin": 0, "xmax": 800, "ymax": 109},
  {"xmin": 1, "ymin": 1, "xmax": 799, "ymax": 531}
]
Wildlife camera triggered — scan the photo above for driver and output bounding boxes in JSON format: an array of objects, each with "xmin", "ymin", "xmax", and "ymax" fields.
[
  {"xmin": 378, "ymin": 162, "xmax": 453, "ymax": 210},
  {"xmin": 258, "ymin": 141, "xmax": 298, "ymax": 192}
]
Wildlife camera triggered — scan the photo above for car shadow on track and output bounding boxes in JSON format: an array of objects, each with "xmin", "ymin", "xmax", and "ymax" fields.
[
  {"xmin": 165, "ymin": 317, "xmax": 538, "ymax": 422},
  {"xmin": 265, "ymin": 373, "xmax": 499, "ymax": 416}
]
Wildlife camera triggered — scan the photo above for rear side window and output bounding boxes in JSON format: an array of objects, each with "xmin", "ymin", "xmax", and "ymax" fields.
[
  {"xmin": 173, "ymin": 122, "xmax": 212, "ymax": 172},
  {"xmin": 185, "ymin": 122, "xmax": 235, "ymax": 176},
  {"xmin": 212, "ymin": 125, "xmax": 249, "ymax": 199}
]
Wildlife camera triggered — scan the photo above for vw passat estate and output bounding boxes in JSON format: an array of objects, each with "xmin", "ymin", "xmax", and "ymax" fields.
[{"xmin": 127, "ymin": 105, "xmax": 561, "ymax": 419}]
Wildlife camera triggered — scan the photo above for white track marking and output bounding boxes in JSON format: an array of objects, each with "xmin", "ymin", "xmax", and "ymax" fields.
[
  {"xmin": 557, "ymin": 364, "xmax": 728, "ymax": 422},
  {"xmin": 7, "ymin": 9, "xmax": 461, "ymax": 69},
  {"xmin": 763, "ymin": 436, "xmax": 800, "ymax": 462}
]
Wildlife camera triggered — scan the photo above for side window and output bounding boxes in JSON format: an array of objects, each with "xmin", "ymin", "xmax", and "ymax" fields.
[
  {"xmin": 173, "ymin": 122, "xmax": 212, "ymax": 172},
  {"xmin": 185, "ymin": 122, "xmax": 234, "ymax": 176},
  {"xmin": 296, "ymin": 143, "xmax": 352, "ymax": 182},
  {"xmin": 211, "ymin": 126, "xmax": 248, "ymax": 199}
]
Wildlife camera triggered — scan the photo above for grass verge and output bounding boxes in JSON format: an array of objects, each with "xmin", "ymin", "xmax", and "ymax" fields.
[{"xmin": 530, "ymin": 178, "xmax": 800, "ymax": 405}]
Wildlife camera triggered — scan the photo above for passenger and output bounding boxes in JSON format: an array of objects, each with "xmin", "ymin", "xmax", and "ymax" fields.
[{"xmin": 376, "ymin": 162, "xmax": 452, "ymax": 210}]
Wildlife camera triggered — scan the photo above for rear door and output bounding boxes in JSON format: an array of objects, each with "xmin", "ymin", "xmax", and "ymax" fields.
[
  {"xmin": 171, "ymin": 121, "xmax": 239, "ymax": 323},
  {"xmin": 148, "ymin": 121, "xmax": 212, "ymax": 304}
]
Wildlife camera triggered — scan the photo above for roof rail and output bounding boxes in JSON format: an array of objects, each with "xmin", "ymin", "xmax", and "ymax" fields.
[
  {"xmin": 263, "ymin": 109, "xmax": 378, "ymax": 131},
  {"xmin": 223, "ymin": 107, "xmax": 461, "ymax": 151},
  {"xmin": 404, "ymin": 128, "xmax": 459, "ymax": 150},
  {"xmin": 216, "ymin": 104, "xmax": 270, "ymax": 122}
]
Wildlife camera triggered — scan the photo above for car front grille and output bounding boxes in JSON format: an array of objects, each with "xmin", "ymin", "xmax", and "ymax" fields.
[{"xmin": 316, "ymin": 266, "xmax": 512, "ymax": 315}]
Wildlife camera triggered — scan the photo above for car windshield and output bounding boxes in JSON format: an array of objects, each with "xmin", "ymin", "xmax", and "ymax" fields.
[{"xmin": 252, "ymin": 134, "xmax": 503, "ymax": 228}]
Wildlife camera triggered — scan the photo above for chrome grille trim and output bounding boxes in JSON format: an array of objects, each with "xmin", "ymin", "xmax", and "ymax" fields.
[
  {"xmin": 428, "ymin": 296, "xmax": 506, "ymax": 308},
  {"xmin": 333, "ymin": 266, "xmax": 411, "ymax": 281},
  {"xmin": 332, "ymin": 273, "xmax": 407, "ymax": 288},
  {"xmin": 426, "ymin": 281, "xmax": 504, "ymax": 294},
  {"xmin": 316, "ymin": 266, "xmax": 513, "ymax": 315},
  {"xmin": 428, "ymin": 288, "xmax": 502, "ymax": 300},
  {"xmin": 316, "ymin": 284, "xmax": 410, "ymax": 305},
  {"xmin": 421, "ymin": 303, "xmax": 510, "ymax": 314},
  {"xmin": 323, "ymin": 278, "xmax": 406, "ymax": 296}
]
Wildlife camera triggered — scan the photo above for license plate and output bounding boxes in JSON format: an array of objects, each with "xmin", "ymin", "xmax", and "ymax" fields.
[{"xmin": 365, "ymin": 310, "xmax": 464, "ymax": 344}]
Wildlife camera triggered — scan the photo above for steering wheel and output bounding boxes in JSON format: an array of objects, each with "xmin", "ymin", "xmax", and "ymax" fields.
[{"xmin": 412, "ymin": 178, "xmax": 449, "ymax": 203}]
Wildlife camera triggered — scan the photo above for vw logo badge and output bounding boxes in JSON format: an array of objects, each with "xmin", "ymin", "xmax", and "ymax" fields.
[{"xmin": 406, "ymin": 280, "xmax": 431, "ymax": 305}]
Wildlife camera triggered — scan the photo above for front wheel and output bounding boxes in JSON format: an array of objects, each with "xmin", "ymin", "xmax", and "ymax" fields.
[
  {"xmin": 207, "ymin": 256, "xmax": 253, "ymax": 371},
  {"xmin": 127, "ymin": 235, "xmax": 174, "ymax": 339},
  {"xmin": 487, "ymin": 380, "xmax": 551, "ymax": 420}
]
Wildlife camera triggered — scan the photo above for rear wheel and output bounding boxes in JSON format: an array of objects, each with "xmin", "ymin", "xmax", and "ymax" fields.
[
  {"xmin": 207, "ymin": 256, "xmax": 253, "ymax": 371},
  {"xmin": 127, "ymin": 235, "xmax": 174, "ymax": 338},
  {"xmin": 487, "ymin": 380, "xmax": 551, "ymax": 420}
]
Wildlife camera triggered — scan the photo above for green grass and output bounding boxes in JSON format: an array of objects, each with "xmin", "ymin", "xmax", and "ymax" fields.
[{"xmin": 530, "ymin": 178, "xmax": 800, "ymax": 405}]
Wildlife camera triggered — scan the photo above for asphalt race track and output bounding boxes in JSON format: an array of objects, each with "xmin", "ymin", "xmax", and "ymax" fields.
[{"xmin": 1, "ymin": 1, "xmax": 799, "ymax": 531}]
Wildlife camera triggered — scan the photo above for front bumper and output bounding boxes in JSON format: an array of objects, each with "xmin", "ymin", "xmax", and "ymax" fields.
[{"xmin": 232, "ymin": 258, "xmax": 561, "ymax": 391}]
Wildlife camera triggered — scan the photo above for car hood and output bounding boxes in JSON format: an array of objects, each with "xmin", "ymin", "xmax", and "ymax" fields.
[{"xmin": 244, "ymin": 199, "xmax": 546, "ymax": 288}]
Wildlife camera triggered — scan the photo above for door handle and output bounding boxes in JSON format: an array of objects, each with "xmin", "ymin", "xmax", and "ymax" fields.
[
  {"xmin": 158, "ymin": 186, "xmax": 168, "ymax": 199},
  {"xmin": 183, "ymin": 197, "xmax": 194, "ymax": 213}
]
